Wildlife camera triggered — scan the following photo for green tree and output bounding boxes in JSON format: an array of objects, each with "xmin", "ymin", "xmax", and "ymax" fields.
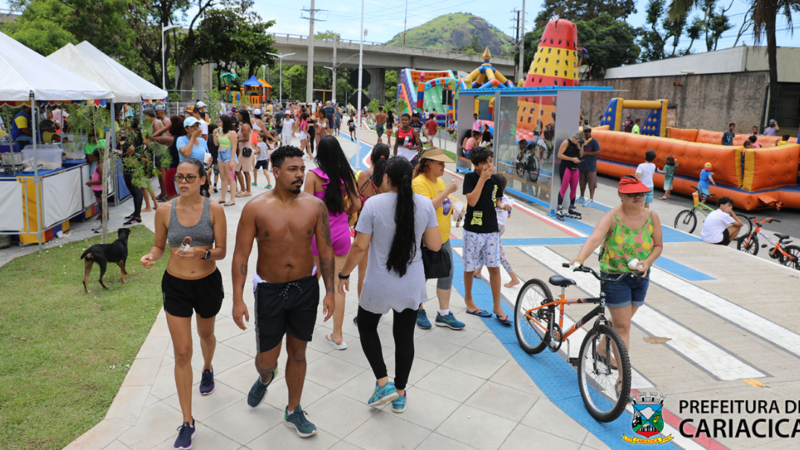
[
  {"xmin": 535, "ymin": 0, "xmax": 637, "ymax": 29},
  {"xmin": 639, "ymin": 0, "xmax": 686, "ymax": 61},
  {"xmin": 2, "ymin": 0, "xmax": 76, "ymax": 55},
  {"xmin": 315, "ymin": 30, "xmax": 340, "ymax": 40},
  {"xmin": 516, "ymin": 14, "xmax": 640, "ymax": 79}
]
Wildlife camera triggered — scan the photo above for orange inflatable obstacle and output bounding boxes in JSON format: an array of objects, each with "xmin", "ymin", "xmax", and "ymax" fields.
[{"xmin": 591, "ymin": 129, "xmax": 800, "ymax": 210}]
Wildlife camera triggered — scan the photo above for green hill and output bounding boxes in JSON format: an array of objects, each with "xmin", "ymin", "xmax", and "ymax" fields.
[{"xmin": 385, "ymin": 13, "xmax": 515, "ymax": 56}]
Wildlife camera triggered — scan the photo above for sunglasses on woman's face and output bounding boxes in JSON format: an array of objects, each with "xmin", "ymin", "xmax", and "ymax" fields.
[
  {"xmin": 175, "ymin": 174, "xmax": 198, "ymax": 183},
  {"xmin": 623, "ymin": 192, "xmax": 646, "ymax": 198}
]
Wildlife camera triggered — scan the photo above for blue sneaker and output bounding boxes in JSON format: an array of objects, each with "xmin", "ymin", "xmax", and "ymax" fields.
[
  {"xmin": 199, "ymin": 368, "xmax": 214, "ymax": 395},
  {"xmin": 368, "ymin": 381, "xmax": 399, "ymax": 407},
  {"xmin": 284, "ymin": 405, "xmax": 317, "ymax": 438},
  {"xmin": 576, "ymin": 197, "xmax": 585, "ymax": 204},
  {"xmin": 391, "ymin": 391, "xmax": 407, "ymax": 413},
  {"xmin": 173, "ymin": 420, "xmax": 196, "ymax": 449},
  {"xmin": 584, "ymin": 199, "xmax": 594, "ymax": 207},
  {"xmin": 416, "ymin": 309, "xmax": 432, "ymax": 329},
  {"xmin": 247, "ymin": 369, "xmax": 277, "ymax": 407},
  {"xmin": 435, "ymin": 312, "xmax": 465, "ymax": 330}
]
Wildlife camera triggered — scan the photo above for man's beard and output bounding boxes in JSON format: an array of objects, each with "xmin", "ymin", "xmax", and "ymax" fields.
[{"xmin": 289, "ymin": 186, "xmax": 301, "ymax": 194}]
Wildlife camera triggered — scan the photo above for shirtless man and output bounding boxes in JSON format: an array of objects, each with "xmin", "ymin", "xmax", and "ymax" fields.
[
  {"xmin": 375, "ymin": 107, "xmax": 387, "ymax": 144},
  {"xmin": 231, "ymin": 145, "xmax": 335, "ymax": 438}
]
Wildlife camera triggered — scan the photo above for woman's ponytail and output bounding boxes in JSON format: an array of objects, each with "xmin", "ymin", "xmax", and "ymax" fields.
[{"xmin": 385, "ymin": 157, "xmax": 416, "ymax": 277}]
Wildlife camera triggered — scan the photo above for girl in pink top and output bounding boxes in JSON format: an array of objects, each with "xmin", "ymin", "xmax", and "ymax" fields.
[{"xmin": 304, "ymin": 136, "xmax": 362, "ymax": 350}]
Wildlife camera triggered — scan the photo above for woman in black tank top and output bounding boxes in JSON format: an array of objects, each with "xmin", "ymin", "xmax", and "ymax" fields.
[{"xmin": 138, "ymin": 158, "xmax": 228, "ymax": 449}]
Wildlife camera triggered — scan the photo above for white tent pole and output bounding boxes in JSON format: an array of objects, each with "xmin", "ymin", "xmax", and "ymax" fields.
[
  {"xmin": 31, "ymin": 94, "xmax": 43, "ymax": 253},
  {"xmin": 102, "ymin": 100, "xmax": 113, "ymax": 244}
]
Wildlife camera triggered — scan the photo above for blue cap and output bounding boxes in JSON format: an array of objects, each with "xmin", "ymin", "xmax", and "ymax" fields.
[{"xmin": 183, "ymin": 117, "xmax": 200, "ymax": 128}]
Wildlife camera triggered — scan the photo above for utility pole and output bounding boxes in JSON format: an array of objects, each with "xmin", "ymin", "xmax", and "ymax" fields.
[
  {"xmin": 511, "ymin": 9, "xmax": 520, "ymax": 82},
  {"xmin": 356, "ymin": 0, "xmax": 365, "ymax": 169},
  {"xmin": 302, "ymin": 2, "xmax": 325, "ymax": 104},
  {"xmin": 403, "ymin": 0, "xmax": 408, "ymax": 46},
  {"xmin": 518, "ymin": 0, "xmax": 526, "ymax": 84},
  {"xmin": 332, "ymin": 35, "xmax": 337, "ymax": 103}
]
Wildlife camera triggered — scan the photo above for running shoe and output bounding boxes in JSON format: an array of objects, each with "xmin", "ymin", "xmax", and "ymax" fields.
[
  {"xmin": 391, "ymin": 391, "xmax": 407, "ymax": 413},
  {"xmin": 123, "ymin": 218, "xmax": 141, "ymax": 225},
  {"xmin": 266, "ymin": 184, "xmax": 272, "ymax": 189},
  {"xmin": 173, "ymin": 420, "xmax": 196, "ymax": 449},
  {"xmin": 576, "ymin": 197, "xmax": 585, "ymax": 204},
  {"xmin": 247, "ymin": 369, "xmax": 277, "ymax": 407},
  {"xmin": 199, "ymin": 368, "xmax": 214, "ymax": 395},
  {"xmin": 435, "ymin": 312, "xmax": 465, "ymax": 330},
  {"xmin": 367, "ymin": 381, "xmax": 399, "ymax": 407},
  {"xmin": 416, "ymin": 309, "xmax": 432, "ymax": 329},
  {"xmin": 251, "ymin": 182, "xmax": 258, "ymax": 186},
  {"xmin": 284, "ymin": 405, "xmax": 317, "ymax": 438},
  {"xmin": 583, "ymin": 199, "xmax": 594, "ymax": 207}
]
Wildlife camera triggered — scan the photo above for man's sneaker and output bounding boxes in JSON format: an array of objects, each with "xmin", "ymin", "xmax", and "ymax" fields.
[
  {"xmin": 247, "ymin": 369, "xmax": 277, "ymax": 407},
  {"xmin": 391, "ymin": 391, "xmax": 407, "ymax": 413},
  {"xmin": 435, "ymin": 312, "xmax": 465, "ymax": 330},
  {"xmin": 576, "ymin": 197, "xmax": 585, "ymax": 204},
  {"xmin": 368, "ymin": 381, "xmax": 399, "ymax": 407},
  {"xmin": 284, "ymin": 405, "xmax": 317, "ymax": 438},
  {"xmin": 199, "ymin": 368, "xmax": 214, "ymax": 395},
  {"xmin": 416, "ymin": 309, "xmax": 432, "ymax": 329},
  {"xmin": 173, "ymin": 420, "xmax": 196, "ymax": 449},
  {"xmin": 583, "ymin": 199, "xmax": 593, "ymax": 207}
]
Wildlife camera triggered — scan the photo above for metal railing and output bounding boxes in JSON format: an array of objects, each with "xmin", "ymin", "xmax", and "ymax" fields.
[{"xmin": 268, "ymin": 33, "xmax": 516, "ymax": 61}]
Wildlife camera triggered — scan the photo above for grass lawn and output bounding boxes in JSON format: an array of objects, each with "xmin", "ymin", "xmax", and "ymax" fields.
[{"xmin": 0, "ymin": 226, "xmax": 163, "ymax": 449}]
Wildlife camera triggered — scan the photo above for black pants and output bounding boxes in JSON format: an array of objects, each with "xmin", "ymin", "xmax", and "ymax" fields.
[
  {"xmin": 308, "ymin": 126, "xmax": 316, "ymax": 153},
  {"xmin": 123, "ymin": 172, "xmax": 143, "ymax": 219},
  {"xmin": 357, "ymin": 306, "xmax": 416, "ymax": 390}
]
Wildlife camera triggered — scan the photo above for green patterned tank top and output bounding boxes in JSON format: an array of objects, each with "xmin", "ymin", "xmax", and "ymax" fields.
[{"xmin": 600, "ymin": 212, "xmax": 654, "ymax": 273}]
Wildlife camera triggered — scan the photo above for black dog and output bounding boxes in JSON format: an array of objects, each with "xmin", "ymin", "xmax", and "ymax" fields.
[{"xmin": 80, "ymin": 228, "xmax": 131, "ymax": 292}]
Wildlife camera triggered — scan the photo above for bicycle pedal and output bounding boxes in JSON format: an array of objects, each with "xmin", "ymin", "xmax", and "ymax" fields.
[
  {"xmin": 761, "ymin": 244, "xmax": 768, "ymax": 248},
  {"xmin": 569, "ymin": 357, "xmax": 579, "ymax": 366}
]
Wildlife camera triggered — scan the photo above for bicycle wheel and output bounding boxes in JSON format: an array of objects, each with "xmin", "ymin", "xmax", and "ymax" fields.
[
  {"xmin": 737, "ymin": 235, "xmax": 759, "ymax": 256},
  {"xmin": 577, "ymin": 324, "xmax": 631, "ymax": 422},
  {"xmin": 741, "ymin": 217, "xmax": 754, "ymax": 239},
  {"xmin": 674, "ymin": 209, "xmax": 697, "ymax": 234},
  {"xmin": 527, "ymin": 158, "xmax": 540, "ymax": 182},
  {"xmin": 782, "ymin": 245, "xmax": 800, "ymax": 270},
  {"xmin": 514, "ymin": 279, "xmax": 553, "ymax": 355}
]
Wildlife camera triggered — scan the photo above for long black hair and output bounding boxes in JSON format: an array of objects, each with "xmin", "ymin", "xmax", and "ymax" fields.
[
  {"xmin": 238, "ymin": 110, "xmax": 251, "ymax": 128},
  {"xmin": 370, "ymin": 143, "xmax": 390, "ymax": 187},
  {"xmin": 384, "ymin": 156, "xmax": 416, "ymax": 277},
  {"xmin": 220, "ymin": 114, "xmax": 234, "ymax": 134},
  {"xmin": 315, "ymin": 135, "xmax": 357, "ymax": 213}
]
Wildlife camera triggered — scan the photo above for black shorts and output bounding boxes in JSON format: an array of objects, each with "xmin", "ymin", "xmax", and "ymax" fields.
[
  {"xmin": 255, "ymin": 160, "xmax": 269, "ymax": 169},
  {"xmin": 715, "ymin": 228, "xmax": 731, "ymax": 246},
  {"xmin": 162, "ymin": 268, "xmax": 224, "ymax": 318},
  {"xmin": 255, "ymin": 275, "xmax": 319, "ymax": 353}
]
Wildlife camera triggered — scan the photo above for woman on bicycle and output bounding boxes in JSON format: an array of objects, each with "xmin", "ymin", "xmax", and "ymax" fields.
[{"xmin": 569, "ymin": 175, "xmax": 663, "ymax": 365}]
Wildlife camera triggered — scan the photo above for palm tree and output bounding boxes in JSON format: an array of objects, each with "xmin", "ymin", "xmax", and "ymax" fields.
[{"xmin": 670, "ymin": 0, "xmax": 799, "ymax": 120}]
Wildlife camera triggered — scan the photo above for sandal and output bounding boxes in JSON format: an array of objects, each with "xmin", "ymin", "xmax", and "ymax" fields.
[
  {"xmin": 495, "ymin": 313, "xmax": 512, "ymax": 326},
  {"xmin": 465, "ymin": 309, "xmax": 493, "ymax": 318},
  {"xmin": 597, "ymin": 353, "xmax": 618, "ymax": 370},
  {"xmin": 218, "ymin": 199, "xmax": 226, "ymax": 204},
  {"xmin": 224, "ymin": 202, "xmax": 235, "ymax": 207}
]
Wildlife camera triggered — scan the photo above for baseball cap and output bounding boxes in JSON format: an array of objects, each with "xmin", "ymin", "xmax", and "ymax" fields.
[
  {"xmin": 769, "ymin": 119, "xmax": 775, "ymax": 123},
  {"xmin": 420, "ymin": 148, "xmax": 453, "ymax": 163},
  {"xmin": 185, "ymin": 105, "xmax": 197, "ymax": 114},
  {"xmin": 254, "ymin": 108, "xmax": 262, "ymax": 115},
  {"xmin": 183, "ymin": 117, "xmax": 200, "ymax": 128},
  {"xmin": 196, "ymin": 101, "xmax": 207, "ymax": 108},
  {"xmin": 618, "ymin": 176, "xmax": 651, "ymax": 194},
  {"xmin": 583, "ymin": 125, "xmax": 592, "ymax": 132},
  {"xmin": 572, "ymin": 132, "xmax": 585, "ymax": 143},
  {"xmin": 154, "ymin": 104, "xmax": 165, "ymax": 111},
  {"xmin": 704, "ymin": 162, "xmax": 712, "ymax": 170}
]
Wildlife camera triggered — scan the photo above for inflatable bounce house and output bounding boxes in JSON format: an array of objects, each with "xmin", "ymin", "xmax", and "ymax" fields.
[
  {"xmin": 516, "ymin": 19, "xmax": 581, "ymax": 142},
  {"xmin": 454, "ymin": 47, "xmax": 518, "ymax": 135},
  {"xmin": 599, "ymin": 98, "xmax": 668, "ymax": 137},
  {"xmin": 397, "ymin": 69, "xmax": 456, "ymax": 126}
]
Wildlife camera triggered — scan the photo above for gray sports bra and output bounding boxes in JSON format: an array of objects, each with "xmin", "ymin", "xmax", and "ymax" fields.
[{"xmin": 167, "ymin": 197, "xmax": 214, "ymax": 247}]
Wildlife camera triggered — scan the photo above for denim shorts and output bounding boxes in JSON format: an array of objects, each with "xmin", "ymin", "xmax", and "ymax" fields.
[
  {"xmin": 218, "ymin": 148, "xmax": 232, "ymax": 163},
  {"xmin": 601, "ymin": 271, "xmax": 650, "ymax": 309},
  {"xmin": 644, "ymin": 191, "xmax": 653, "ymax": 204}
]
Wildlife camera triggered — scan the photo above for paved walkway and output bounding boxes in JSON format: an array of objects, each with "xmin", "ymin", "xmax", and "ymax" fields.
[{"xmin": 63, "ymin": 124, "xmax": 800, "ymax": 450}]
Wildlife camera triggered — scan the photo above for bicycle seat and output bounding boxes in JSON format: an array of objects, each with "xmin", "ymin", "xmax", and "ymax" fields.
[
  {"xmin": 775, "ymin": 233, "xmax": 790, "ymax": 240},
  {"xmin": 549, "ymin": 275, "xmax": 576, "ymax": 287}
]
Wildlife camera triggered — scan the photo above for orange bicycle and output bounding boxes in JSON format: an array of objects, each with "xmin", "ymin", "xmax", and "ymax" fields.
[
  {"xmin": 514, "ymin": 264, "xmax": 634, "ymax": 422},
  {"xmin": 737, "ymin": 216, "xmax": 800, "ymax": 270}
]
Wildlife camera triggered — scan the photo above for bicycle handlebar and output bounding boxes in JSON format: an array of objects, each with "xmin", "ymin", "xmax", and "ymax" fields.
[{"xmin": 560, "ymin": 263, "xmax": 642, "ymax": 282}]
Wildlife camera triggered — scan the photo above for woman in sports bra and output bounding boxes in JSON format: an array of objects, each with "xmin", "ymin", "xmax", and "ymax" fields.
[
  {"xmin": 299, "ymin": 112, "xmax": 311, "ymax": 158},
  {"xmin": 305, "ymin": 136, "xmax": 361, "ymax": 350},
  {"xmin": 314, "ymin": 110, "xmax": 328, "ymax": 148},
  {"xmin": 354, "ymin": 143, "xmax": 390, "ymax": 299},
  {"xmin": 139, "ymin": 158, "xmax": 228, "ymax": 450},
  {"xmin": 393, "ymin": 113, "xmax": 422, "ymax": 166},
  {"xmin": 213, "ymin": 115, "xmax": 238, "ymax": 206}
]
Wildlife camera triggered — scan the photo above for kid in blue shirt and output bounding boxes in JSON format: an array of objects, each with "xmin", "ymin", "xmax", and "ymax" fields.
[{"xmin": 698, "ymin": 162, "xmax": 715, "ymax": 199}]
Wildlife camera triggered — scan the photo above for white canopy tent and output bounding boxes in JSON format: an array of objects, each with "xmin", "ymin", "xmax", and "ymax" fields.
[
  {"xmin": 0, "ymin": 31, "xmax": 113, "ymax": 250},
  {"xmin": 75, "ymin": 41, "xmax": 168, "ymax": 101},
  {"xmin": 47, "ymin": 43, "xmax": 142, "ymax": 103}
]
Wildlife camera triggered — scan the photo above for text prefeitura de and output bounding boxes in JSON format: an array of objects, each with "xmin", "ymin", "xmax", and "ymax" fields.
[{"xmin": 679, "ymin": 399, "xmax": 800, "ymax": 415}]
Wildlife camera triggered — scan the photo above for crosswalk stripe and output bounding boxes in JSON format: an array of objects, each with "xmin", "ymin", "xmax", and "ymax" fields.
[
  {"xmin": 518, "ymin": 246, "xmax": 766, "ymax": 381},
  {"xmin": 453, "ymin": 247, "xmax": 655, "ymax": 390}
]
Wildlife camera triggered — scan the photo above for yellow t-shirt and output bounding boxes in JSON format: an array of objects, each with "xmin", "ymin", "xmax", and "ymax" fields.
[
  {"xmin": 412, "ymin": 175, "xmax": 451, "ymax": 243},
  {"xmin": 43, "ymin": 131, "xmax": 55, "ymax": 143},
  {"xmin": 14, "ymin": 115, "xmax": 28, "ymax": 130}
]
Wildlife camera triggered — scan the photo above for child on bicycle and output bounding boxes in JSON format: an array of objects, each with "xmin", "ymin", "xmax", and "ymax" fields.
[
  {"xmin": 657, "ymin": 156, "xmax": 678, "ymax": 200},
  {"xmin": 698, "ymin": 162, "xmax": 716, "ymax": 201}
]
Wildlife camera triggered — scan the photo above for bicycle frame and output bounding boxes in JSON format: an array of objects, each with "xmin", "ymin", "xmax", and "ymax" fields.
[
  {"xmin": 742, "ymin": 218, "xmax": 792, "ymax": 259},
  {"xmin": 524, "ymin": 288, "xmax": 608, "ymax": 343}
]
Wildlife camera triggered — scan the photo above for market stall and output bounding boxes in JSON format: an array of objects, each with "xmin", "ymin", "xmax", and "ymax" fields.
[{"xmin": 0, "ymin": 31, "xmax": 112, "ymax": 249}]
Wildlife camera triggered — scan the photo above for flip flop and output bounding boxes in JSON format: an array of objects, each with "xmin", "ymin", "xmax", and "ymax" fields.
[
  {"xmin": 218, "ymin": 199, "xmax": 226, "ymax": 204},
  {"xmin": 466, "ymin": 309, "xmax": 493, "ymax": 318},
  {"xmin": 224, "ymin": 202, "xmax": 236, "ymax": 207},
  {"xmin": 325, "ymin": 335, "xmax": 348, "ymax": 351},
  {"xmin": 597, "ymin": 353, "xmax": 618, "ymax": 370},
  {"xmin": 496, "ymin": 314, "xmax": 512, "ymax": 326}
]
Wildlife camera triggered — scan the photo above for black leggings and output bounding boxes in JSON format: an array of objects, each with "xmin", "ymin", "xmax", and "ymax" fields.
[
  {"xmin": 357, "ymin": 306, "xmax": 416, "ymax": 390},
  {"xmin": 123, "ymin": 172, "xmax": 143, "ymax": 218},
  {"xmin": 308, "ymin": 126, "xmax": 316, "ymax": 153}
]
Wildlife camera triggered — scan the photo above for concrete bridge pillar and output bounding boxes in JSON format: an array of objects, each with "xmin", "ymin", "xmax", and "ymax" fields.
[{"xmin": 369, "ymin": 68, "xmax": 385, "ymax": 104}]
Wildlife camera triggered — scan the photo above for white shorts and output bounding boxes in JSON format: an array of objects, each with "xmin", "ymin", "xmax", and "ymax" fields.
[
  {"xmin": 462, "ymin": 230, "xmax": 501, "ymax": 272},
  {"xmin": 282, "ymin": 133, "xmax": 292, "ymax": 144},
  {"xmin": 299, "ymin": 131, "xmax": 308, "ymax": 141}
]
